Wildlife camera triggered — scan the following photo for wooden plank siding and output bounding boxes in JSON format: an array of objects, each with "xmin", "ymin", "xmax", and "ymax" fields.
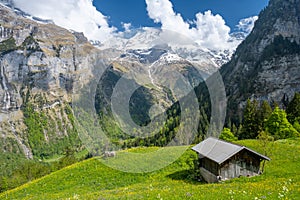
[
  {"xmin": 193, "ymin": 137, "xmax": 270, "ymax": 183},
  {"xmin": 199, "ymin": 149, "xmax": 263, "ymax": 182},
  {"xmin": 200, "ymin": 157, "xmax": 219, "ymax": 175}
]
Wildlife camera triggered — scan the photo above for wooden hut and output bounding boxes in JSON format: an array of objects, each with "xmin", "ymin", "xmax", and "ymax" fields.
[{"xmin": 192, "ymin": 137, "xmax": 270, "ymax": 183}]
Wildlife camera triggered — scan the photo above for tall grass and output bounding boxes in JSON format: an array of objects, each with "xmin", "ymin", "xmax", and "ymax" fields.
[{"xmin": 1, "ymin": 139, "xmax": 299, "ymax": 199}]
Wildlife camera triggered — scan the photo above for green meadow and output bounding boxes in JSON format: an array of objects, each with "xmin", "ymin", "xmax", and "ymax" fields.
[{"xmin": 1, "ymin": 139, "xmax": 299, "ymax": 199}]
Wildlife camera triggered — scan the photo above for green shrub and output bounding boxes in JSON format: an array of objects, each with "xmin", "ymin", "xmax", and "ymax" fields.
[
  {"xmin": 265, "ymin": 107, "xmax": 299, "ymax": 140},
  {"xmin": 219, "ymin": 128, "xmax": 237, "ymax": 142}
]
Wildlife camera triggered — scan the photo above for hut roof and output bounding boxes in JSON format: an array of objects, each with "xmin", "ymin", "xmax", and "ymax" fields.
[{"xmin": 192, "ymin": 137, "xmax": 270, "ymax": 164}]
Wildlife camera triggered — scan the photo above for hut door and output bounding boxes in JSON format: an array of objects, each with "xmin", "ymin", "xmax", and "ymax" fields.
[
  {"xmin": 235, "ymin": 161, "xmax": 241, "ymax": 177},
  {"xmin": 240, "ymin": 161, "xmax": 246, "ymax": 176},
  {"xmin": 220, "ymin": 164, "xmax": 228, "ymax": 179},
  {"xmin": 229, "ymin": 162, "xmax": 234, "ymax": 178}
]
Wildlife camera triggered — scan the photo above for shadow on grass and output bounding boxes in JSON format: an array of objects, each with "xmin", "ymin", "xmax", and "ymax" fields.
[{"xmin": 167, "ymin": 170, "xmax": 206, "ymax": 185}]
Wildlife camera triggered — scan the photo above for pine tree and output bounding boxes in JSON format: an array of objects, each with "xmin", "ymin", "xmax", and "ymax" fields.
[
  {"xmin": 231, "ymin": 123, "xmax": 238, "ymax": 136},
  {"xmin": 258, "ymin": 100, "xmax": 273, "ymax": 131},
  {"xmin": 286, "ymin": 92, "xmax": 300, "ymax": 124},
  {"xmin": 240, "ymin": 99, "xmax": 260, "ymax": 139}
]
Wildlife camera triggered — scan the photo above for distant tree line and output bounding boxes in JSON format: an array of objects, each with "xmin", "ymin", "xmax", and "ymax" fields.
[
  {"xmin": 0, "ymin": 147, "xmax": 86, "ymax": 193},
  {"xmin": 223, "ymin": 92, "xmax": 300, "ymax": 141}
]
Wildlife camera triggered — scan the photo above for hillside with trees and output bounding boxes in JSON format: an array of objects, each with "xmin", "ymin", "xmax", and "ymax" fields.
[{"xmin": 1, "ymin": 0, "xmax": 300, "ymax": 197}]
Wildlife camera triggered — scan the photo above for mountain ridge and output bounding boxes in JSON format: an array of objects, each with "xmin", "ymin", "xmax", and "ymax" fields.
[
  {"xmin": 218, "ymin": 0, "xmax": 300, "ymax": 122},
  {"xmin": 0, "ymin": 3, "xmax": 99, "ymax": 158},
  {"xmin": 97, "ymin": 27, "xmax": 246, "ymax": 72},
  {"xmin": 0, "ymin": 3, "xmax": 227, "ymax": 158}
]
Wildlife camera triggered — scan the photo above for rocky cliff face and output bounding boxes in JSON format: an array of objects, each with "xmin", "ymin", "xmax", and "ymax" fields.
[
  {"xmin": 0, "ymin": 3, "xmax": 210, "ymax": 158},
  {"xmin": 220, "ymin": 0, "xmax": 300, "ymax": 120},
  {"xmin": 95, "ymin": 46, "xmax": 208, "ymax": 134},
  {"xmin": 0, "ymin": 4, "xmax": 97, "ymax": 158}
]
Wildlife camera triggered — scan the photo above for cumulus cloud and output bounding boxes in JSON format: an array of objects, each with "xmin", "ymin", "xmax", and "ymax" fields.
[
  {"xmin": 122, "ymin": 22, "xmax": 132, "ymax": 32},
  {"xmin": 12, "ymin": 0, "xmax": 258, "ymax": 51},
  {"xmin": 13, "ymin": 0, "xmax": 116, "ymax": 42},
  {"xmin": 237, "ymin": 16, "xmax": 258, "ymax": 34},
  {"xmin": 192, "ymin": 11, "xmax": 232, "ymax": 50},
  {"xmin": 145, "ymin": 0, "xmax": 234, "ymax": 50},
  {"xmin": 145, "ymin": 0, "xmax": 190, "ymax": 34}
]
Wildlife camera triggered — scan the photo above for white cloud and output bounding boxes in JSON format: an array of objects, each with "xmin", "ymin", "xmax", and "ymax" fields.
[
  {"xmin": 122, "ymin": 22, "xmax": 132, "ymax": 32},
  {"xmin": 13, "ymin": 0, "xmax": 116, "ymax": 42},
  {"xmin": 192, "ymin": 10, "xmax": 232, "ymax": 50},
  {"xmin": 12, "ymin": 0, "xmax": 258, "ymax": 51},
  {"xmin": 237, "ymin": 16, "xmax": 258, "ymax": 34},
  {"xmin": 145, "ymin": 0, "xmax": 234, "ymax": 50},
  {"xmin": 145, "ymin": 0, "xmax": 190, "ymax": 34}
]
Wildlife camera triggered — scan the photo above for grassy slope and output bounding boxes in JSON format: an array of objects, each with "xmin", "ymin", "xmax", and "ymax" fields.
[{"xmin": 1, "ymin": 139, "xmax": 299, "ymax": 200}]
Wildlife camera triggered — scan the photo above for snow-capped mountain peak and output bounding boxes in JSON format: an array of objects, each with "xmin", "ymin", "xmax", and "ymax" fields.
[
  {"xmin": 159, "ymin": 53, "xmax": 185, "ymax": 64},
  {"xmin": 1, "ymin": 2, "xmax": 246, "ymax": 74},
  {"xmin": 97, "ymin": 27, "xmax": 246, "ymax": 73}
]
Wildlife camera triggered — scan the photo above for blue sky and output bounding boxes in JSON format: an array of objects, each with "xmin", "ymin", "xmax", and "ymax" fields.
[
  {"xmin": 13, "ymin": 0, "xmax": 269, "ymax": 50},
  {"xmin": 94, "ymin": 0, "xmax": 269, "ymax": 32}
]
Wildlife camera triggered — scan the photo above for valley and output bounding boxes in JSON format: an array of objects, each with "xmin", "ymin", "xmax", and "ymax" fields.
[
  {"xmin": 1, "ymin": 139, "xmax": 299, "ymax": 199},
  {"xmin": 0, "ymin": 0, "xmax": 300, "ymax": 198}
]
